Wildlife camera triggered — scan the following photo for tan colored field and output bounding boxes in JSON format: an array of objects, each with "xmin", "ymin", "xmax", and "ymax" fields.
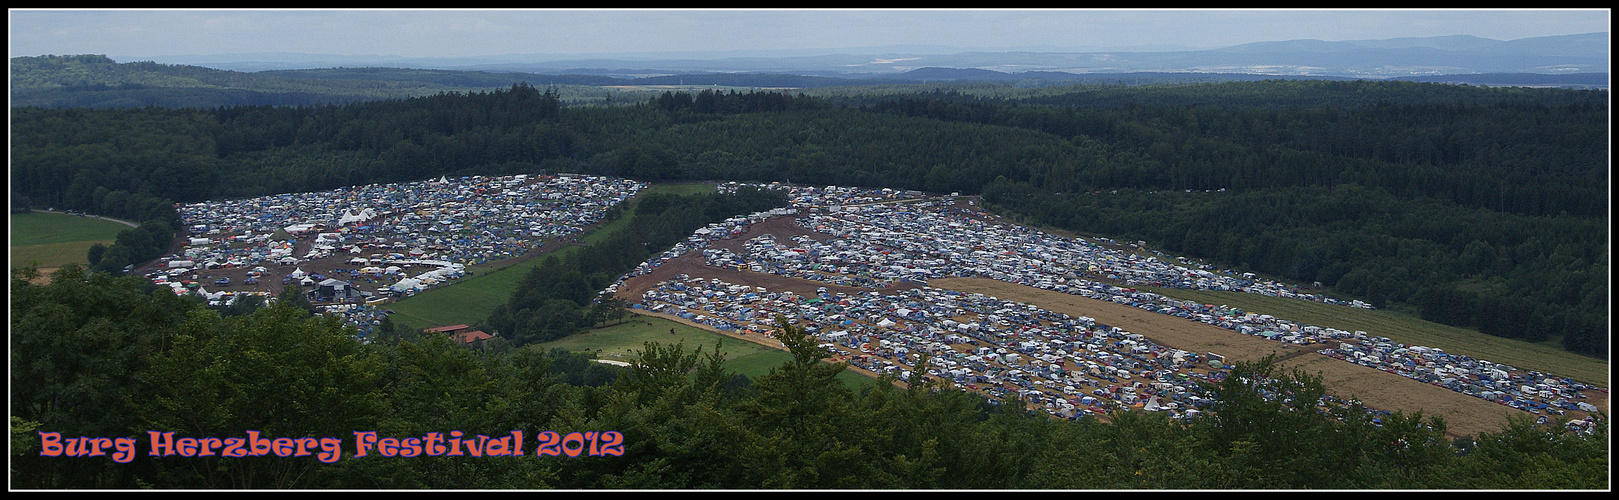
[
  {"xmin": 1140, "ymin": 286, "xmax": 1608, "ymax": 387},
  {"xmin": 930, "ymin": 277, "xmax": 1546, "ymax": 438},
  {"xmin": 605, "ymin": 211, "xmax": 1588, "ymax": 438}
]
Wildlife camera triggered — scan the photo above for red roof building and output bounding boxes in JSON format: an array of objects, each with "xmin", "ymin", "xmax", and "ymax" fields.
[
  {"xmin": 423, "ymin": 324, "xmax": 471, "ymax": 334},
  {"xmin": 423, "ymin": 324, "xmax": 492, "ymax": 346},
  {"xmin": 456, "ymin": 330, "xmax": 494, "ymax": 345}
]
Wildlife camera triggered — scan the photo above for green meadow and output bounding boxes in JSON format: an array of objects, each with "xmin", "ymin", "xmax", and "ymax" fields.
[
  {"xmin": 1142, "ymin": 286, "xmax": 1608, "ymax": 386},
  {"xmin": 541, "ymin": 314, "xmax": 877, "ymax": 390},
  {"xmin": 384, "ymin": 182, "xmax": 717, "ymax": 332},
  {"xmin": 9, "ymin": 212, "xmax": 130, "ymax": 271}
]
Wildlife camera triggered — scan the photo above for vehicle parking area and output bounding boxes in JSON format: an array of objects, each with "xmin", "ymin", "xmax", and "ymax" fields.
[
  {"xmin": 608, "ymin": 182, "xmax": 1607, "ymax": 435},
  {"xmin": 134, "ymin": 173, "xmax": 645, "ymax": 309}
]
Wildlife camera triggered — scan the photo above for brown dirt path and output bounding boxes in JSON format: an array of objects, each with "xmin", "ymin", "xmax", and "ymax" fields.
[
  {"xmin": 606, "ymin": 211, "xmax": 1544, "ymax": 438},
  {"xmin": 929, "ymin": 277, "xmax": 1533, "ymax": 438}
]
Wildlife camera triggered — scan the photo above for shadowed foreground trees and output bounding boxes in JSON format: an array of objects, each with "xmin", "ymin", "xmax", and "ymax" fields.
[{"xmin": 10, "ymin": 268, "xmax": 1608, "ymax": 489}]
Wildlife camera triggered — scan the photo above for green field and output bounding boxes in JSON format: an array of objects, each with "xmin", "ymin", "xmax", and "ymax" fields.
[
  {"xmin": 382, "ymin": 243, "xmax": 585, "ymax": 331},
  {"xmin": 9, "ymin": 212, "xmax": 130, "ymax": 270},
  {"xmin": 384, "ymin": 182, "xmax": 717, "ymax": 332},
  {"xmin": 541, "ymin": 314, "xmax": 777, "ymax": 363},
  {"xmin": 540, "ymin": 314, "xmax": 876, "ymax": 389},
  {"xmin": 1142, "ymin": 286, "xmax": 1608, "ymax": 386},
  {"xmin": 379, "ymin": 180, "xmax": 879, "ymax": 388}
]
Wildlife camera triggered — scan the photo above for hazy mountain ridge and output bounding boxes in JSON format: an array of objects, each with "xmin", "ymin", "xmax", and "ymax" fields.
[
  {"xmin": 10, "ymin": 53, "xmax": 1607, "ymax": 110},
  {"xmin": 110, "ymin": 32, "xmax": 1608, "ymax": 78}
]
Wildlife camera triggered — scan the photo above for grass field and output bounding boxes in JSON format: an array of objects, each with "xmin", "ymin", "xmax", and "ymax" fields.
[
  {"xmin": 540, "ymin": 314, "xmax": 875, "ymax": 389},
  {"xmin": 9, "ymin": 212, "xmax": 130, "ymax": 271},
  {"xmin": 384, "ymin": 182, "xmax": 718, "ymax": 332},
  {"xmin": 1138, "ymin": 286, "xmax": 1608, "ymax": 386}
]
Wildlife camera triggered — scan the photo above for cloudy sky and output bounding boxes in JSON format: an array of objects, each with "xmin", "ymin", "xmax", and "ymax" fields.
[{"xmin": 8, "ymin": 8, "xmax": 1611, "ymax": 60}]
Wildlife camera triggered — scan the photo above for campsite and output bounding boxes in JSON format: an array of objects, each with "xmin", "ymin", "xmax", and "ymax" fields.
[
  {"xmin": 931, "ymin": 277, "xmax": 1560, "ymax": 438},
  {"xmin": 131, "ymin": 174, "xmax": 645, "ymax": 325},
  {"xmin": 119, "ymin": 172, "xmax": 1607, "ymax": 437},
  {"xmin": 605, "ymin": 182, "xmax": 1608, "ymax": 437},
  {"xmin": 9, "ymin": 9, "xmax": 1610, "ymax": 488}
]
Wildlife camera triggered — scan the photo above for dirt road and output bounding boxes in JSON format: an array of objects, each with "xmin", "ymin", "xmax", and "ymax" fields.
[{"xmin": 929, "ymin": 277, "xmax": 1537, "ymax": 438}]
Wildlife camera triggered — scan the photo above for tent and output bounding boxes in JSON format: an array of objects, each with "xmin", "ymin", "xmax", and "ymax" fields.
[
  {"xmin": 1143, "ymin": 396, "xmax": 1163, "ymax": 412},
  {"xmin": 338, "ymin": 207, "xmax": 377, "ymax": 225},
  {"xmin": 390, "ymin": 278, "xmax": 423, "ymax": 293}
]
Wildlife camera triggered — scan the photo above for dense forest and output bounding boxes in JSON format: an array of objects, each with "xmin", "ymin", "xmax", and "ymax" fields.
[
  {"xmin": 484, "ymin": 187, "xmax": 789, "ymax": 345},
  {"xmin": 10, "ymin": 78, "xmax": 1607, "ymax": 356},
  {"xmin": 10, "ymin": 266, "xmax": 1608, "ymax": 489}
]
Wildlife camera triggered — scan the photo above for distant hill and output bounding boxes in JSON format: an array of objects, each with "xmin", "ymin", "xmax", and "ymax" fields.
[
  {"xmin": 1195, "ymin": 32, "xmax": 1608, "ymax": 75},
  {"xmin": 120, "ymin": 32, "xmax": 1607, "ymax": 78},
  {"xmin": 8, "ymin": 55, "xmax": 897, "ymax": 108},
  {"xmin": 884, "ymin": 67, "xmax": 1360, "ymax": 84},
  {"xmin": 11, "ymin": 47, "xmax": 1608, "ymax": 110},
  {"xmin": 9, "ymin": 55, "xmax": 540, "ymax": 108},
  {"xmin": 1391, "ymin": 72, "xmax": 1610, "ymax": 88}
]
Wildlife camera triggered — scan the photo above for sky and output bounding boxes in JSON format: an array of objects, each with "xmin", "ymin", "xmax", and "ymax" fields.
[{"xmin": 8, "ymin": 8, "xmax": 1612, "ymax": 60}]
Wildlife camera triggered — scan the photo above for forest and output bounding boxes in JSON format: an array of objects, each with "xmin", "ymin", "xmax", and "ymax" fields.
[
  {"xmin": 7, "ymin": 73, "xmax": 1612, "ymax": 489},
  {"xmin": 482, "ymin": 186, "xmax": 789, "ymax": 346},
  {"xmin": 9, "ymin": 266, "xmax": 1609, "ymax": 489},
  {"xmin": 9, "ymin": 78, "xmax": 1608, "ymax": 356}
]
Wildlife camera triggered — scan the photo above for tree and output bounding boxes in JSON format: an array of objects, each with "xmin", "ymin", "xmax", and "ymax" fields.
[
  {"xmin": 137, "ymin": 303, "xmax": 387, "ymax": 488},
  {"xmin": 1193, "ymin": 354, "xmax": 1385, "ymax": 488},
  {"xmin": 219, "ymin": 292, "xmax": 265, "ymax": 317},
  {"xmin": 86, "ymin": 242, "xmax": 107, "ymax": 266},
  {"xmin": 278, "ymin": 283, "xmax": 316, "ymax": 316},
  {"xmin": 596, "ymin": 296, "xmax": 629, "ymax": 327},
  {"xmin": 730, "ymin": 316, "xmax": 869, "ymax": 488}
]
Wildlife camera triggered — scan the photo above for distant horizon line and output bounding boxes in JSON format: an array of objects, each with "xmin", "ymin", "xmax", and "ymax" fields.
[{"xmin": 51, "ymin": 30, "xmax": 1604, "ymax": 63}]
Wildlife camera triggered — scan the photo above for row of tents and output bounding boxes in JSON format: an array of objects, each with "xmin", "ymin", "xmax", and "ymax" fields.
[
  {"xmin": 632, "ymin": 274, "xmax": 1225, "ymax": 420},
  {"xmin": 615, "ymin": 182, "xmax": 1605, "ymax": 420},
  {"xmin": 176, "ymin": 174, "xmax": 645, "ymax": 273}
]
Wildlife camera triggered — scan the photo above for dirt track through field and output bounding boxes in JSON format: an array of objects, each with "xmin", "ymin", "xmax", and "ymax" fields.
[
  {"xmin": 929, "ymin": 277, "xmax": 1536, "ymax": 439},
  {"xmin": 609, "ymin": 213, "xmax": 1547, "ymax": 438}
]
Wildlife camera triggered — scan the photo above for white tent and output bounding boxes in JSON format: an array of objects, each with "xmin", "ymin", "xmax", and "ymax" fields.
[
  {"xmin": 290, "ymin": 267, "xmax": 307, "ymax": 279},
  {"xmin": 338, "ymin": 207, "xmax": 377, "ymax": 226},
  {"xmin": 390, "ymin": 278, "xmax": 423, "ymax": 293}
]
